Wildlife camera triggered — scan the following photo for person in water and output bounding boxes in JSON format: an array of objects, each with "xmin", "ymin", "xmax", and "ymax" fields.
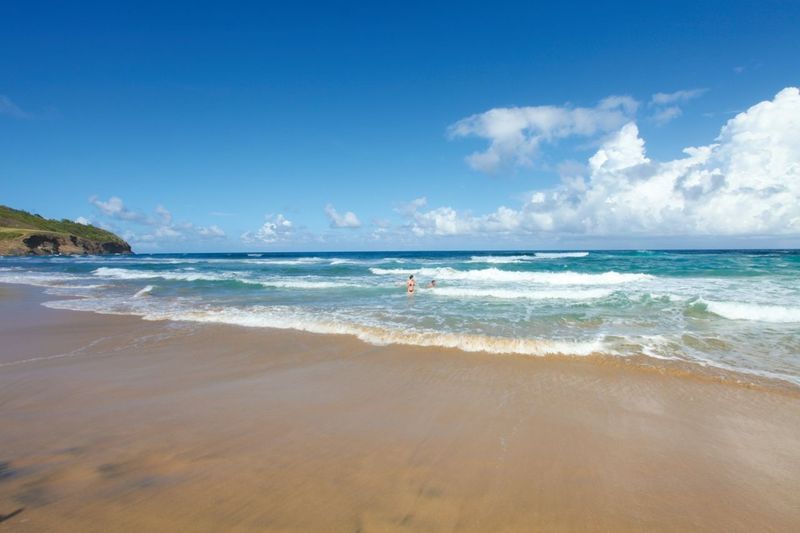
[
  {"xmin": 407, "ymin": 274, "xmax": 416, "ymax": 294},
  {"xmin": 427, "ymin": 280, "xmax": 437, "ymax": 288}
]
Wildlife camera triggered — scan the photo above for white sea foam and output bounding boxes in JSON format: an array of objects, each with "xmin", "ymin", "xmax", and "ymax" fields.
[
  {"xmin": 144, "ymin": 306, "xmax": 606, "ymax": 357},
  {"xmin": 134, "ymin": 285, "xmax": 155, "ymax": 298},
  {"xmin": 244, "ymin": 257, "xmax": 326, "ymax": 265},
  {"xmin": 430, "ymin": 287, "xmax": 613, "ymax": 301},
  {"xmin": 370, "ymin": 267, "xmax": 652, "ymax": 285},
  {"xmin": 466, "ymin": 252, "xmax": 588, "ymax": 263},
  {"xmin": 247, "ymin": 253, "xmax": 263, "ymax": 257},
  {"xmin": 534, "ymin": 252, "xmax": 589, "ymax": 259},
  {"xmin": 259, "ymin": 279, "xmax": 359, "ymax": 290},
  {"xmin": 467, "ymin": 255, "xmax": 539, "ymax": 264},
  {"xmin": 700, "ymin": 299, "xmax": 800, "ymax": 323},
  {"xmin": 133, "ymin": 258, "xmax": 203, "ymax": 264},
  {"xmin": 0, "ymin": 270, "xmax": 91, "ymax": 288},
  {"xmin": 93, "ymin": 267, "xmax": 225, "ymax": 282},
  {"xmin": 92, "ymin": 267, "xmax": 260, "ymax": 284}
]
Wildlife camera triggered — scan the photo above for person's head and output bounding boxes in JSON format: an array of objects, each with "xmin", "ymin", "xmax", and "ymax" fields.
[
  {"xmin": 431, "ymin": 280, "xmax": 436, "ymax": 286},
  {"xmin": 409, "ymin": 274, "xmax": 414, "ymax": 280}
]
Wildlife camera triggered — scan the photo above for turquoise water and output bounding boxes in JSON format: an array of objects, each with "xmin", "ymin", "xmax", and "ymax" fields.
[{"xmin": 2, "ymin": 250, "xmax": 799, "ymax": 384}]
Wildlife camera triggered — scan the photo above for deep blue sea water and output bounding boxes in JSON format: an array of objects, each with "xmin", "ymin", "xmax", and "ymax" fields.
[{"xmin": 2, "ymin": 250, "xmax": 799, "ymax": 384}]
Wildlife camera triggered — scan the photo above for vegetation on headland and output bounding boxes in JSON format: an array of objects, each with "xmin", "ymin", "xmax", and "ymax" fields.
[{"xmin": 0, "ymin": 205, "xmax": 132, "ymax": 255}]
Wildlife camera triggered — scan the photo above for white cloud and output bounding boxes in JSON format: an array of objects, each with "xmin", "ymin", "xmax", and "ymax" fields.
[
  {"xmin": 197, "ymin": 225, "xmax": 226, "ymax": 237},
  {"xmin": 407, "ymin": 87, "xmax": 800, "ymax": 238},
  {"xmin": 448, "ymin": 96, "xmax": 638, "ymax": 173},
  {"xmin": 650, "ymin": 88, "xmax": 708, "ymax": 105},
  {"xmin": 0, "ymin": 95, "xmax": 27, "ymax": 118},
  {"xmin": 88, "ymin": 196, "xmax": 226, "ymax": 243},
  {"xmin": 588, "ymin": 122, "xmax": 649, "ymax": 172},
  {"xmin": 372, "ymin": 217, "xmax": 392, "ymax": 229},
  {"xmin": 395, "ymin": 196, "xmax": 428, "ymax": 216},
  {"xmin": 241, "ymin": 214, "xmax": 294, "ymax": 243},
  {"xmin": 74, "ymin": 216, "xmax": 91, "ymax": 225},
  {"xmin": 651, "ymin": 106, "xmax": 682, "ymax": 125},
  {"xmin": 89, "ymin": 195, "xmax": 149, "ymax": 223},
  {"xmin": 556, "ymin": 160, "xmax": 586, "ymax": 180},
  {"xmin": 649, "ymin": 88, "xmax": 707, "ymax": 125},
  {"xmin": 401, "ymin": 195, "xmax": 522, "ymax": 237},
  {"xmin": 155, "ymin": 204, "xmax": 172, "ymax": 225},
  {"xmin": 324, "ymin": 204, "xmax": 361, "ymax": 228},
  {"xmin": 154, "ymin": 225, "xmax": 181, "ymax": 238}
]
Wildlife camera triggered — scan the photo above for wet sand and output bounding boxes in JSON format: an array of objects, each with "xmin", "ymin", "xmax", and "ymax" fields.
[{"xmin": 1, "ymin": 285, "xmax": 799, "ymax": 531}]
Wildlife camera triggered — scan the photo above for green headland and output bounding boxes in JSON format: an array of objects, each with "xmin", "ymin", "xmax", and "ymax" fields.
[{"xmin": 0, "ymin": 205, "xmax": 132, "ymax": 255}]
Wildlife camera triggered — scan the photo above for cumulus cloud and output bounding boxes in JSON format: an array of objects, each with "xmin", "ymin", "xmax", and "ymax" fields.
[
  {"xmin": 0, "ymin": 95, "xmax": 28, "ymax": 118},
  {"xmin": 650, "ymin": 88, "xmax": 708, "ymax": 125},
  {"xmin": 74, "ymin": 216, "xmax": 91, "ymax": 225},
  {"xmin": 401, "ymin": 195, "xmax": 521, "ymax": 237},
  {"xmin": 448, "ymin": 96, "xmax": 638, "ymax": 173},
  {"xmin": 407, "ymin": 87, "xmax": 800, "ymax": 238},
  {"xmin": 88, "ymin": 196, "xmax": 226, "ymax": 243},
  {"xmin": 241, "ymin": 214, "xmax": 294, "ymax": 244},
  {"xmin": 324, "ymin": 204, "xmax": 361, "ymax": 228},
  {"xmin": 197, "ymin": 225, "xmax": 226, "ymax": 237},
  {"xmin": 89, "ymin": 196, "xmax": 149, "ymax": 223}
]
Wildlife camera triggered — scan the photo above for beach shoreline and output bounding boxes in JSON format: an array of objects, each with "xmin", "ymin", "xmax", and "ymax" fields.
[{"xmin": 2, "ymin": 284, "xmax": 800, "ymax": 531}]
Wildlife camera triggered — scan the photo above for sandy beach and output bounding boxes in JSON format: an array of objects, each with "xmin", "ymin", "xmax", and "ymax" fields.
[{"xmin": 1, "ymin": 284, "xmax": 799, "ymax": 531}]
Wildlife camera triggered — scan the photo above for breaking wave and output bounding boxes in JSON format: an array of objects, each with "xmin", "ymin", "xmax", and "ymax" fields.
[
  {"xmin": 244, "ymin": 257, "xmax": 326, "ymax": 265},
  {"xmin": 699, "ymin": 299, "xmax": 800, "ymax": 323},
  {"xmin": 0, "ymin": 270, "xmax": 94, "ymax": 288},
  {"xmin": 467, "ymin": 255, "xmax": 539, "ymax": 264},
  {"xmin": 430, "ymin": 287, "xmax": 613, "ymax": 300},
  {"xmin": 259, "ymin": 279, "xmax": 359, "ymax": 290},
  {"xmin": 370, "ymin": 267, "xmax": 652, "ymax": 285},
  {"xmin": 92, "ymin": 267, "xmax": 251, "ymax": 283},
  {"xmin": 467, "ymin": 252, "xmax": 588, "ymax": 263},
  {"xmin": 134, "ymin": 285, "xmax": 155, "ymax": 298},
  {"xmin": 534, "ymin": 252, "xmax": 589, "ymax": 259},
  {"xmin": 146, "ymin": 306, "xmax": 607, "ymax": 357}
]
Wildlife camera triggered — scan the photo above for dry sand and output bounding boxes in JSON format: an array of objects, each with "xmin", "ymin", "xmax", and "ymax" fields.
[{"xmin": 1, "ymin": 285, "xmax": 799, "ymax": 532}]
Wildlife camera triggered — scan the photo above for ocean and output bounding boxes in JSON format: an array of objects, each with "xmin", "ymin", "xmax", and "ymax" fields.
[{"xmin": 2, "ymin": 250, "xmax": 799, "ymax": 385}]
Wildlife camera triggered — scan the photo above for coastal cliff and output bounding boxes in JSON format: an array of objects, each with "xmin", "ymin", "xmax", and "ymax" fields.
[{"xmin": 0, "ymin": 205, "xmax": 132, "ymax": 256}]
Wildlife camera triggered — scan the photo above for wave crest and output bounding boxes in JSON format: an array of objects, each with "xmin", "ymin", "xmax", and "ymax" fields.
[
  {"xmin": 370, "ymin": 267, "xmax": 651, "ymax": 285},
  {"xmin": 534, "ymin": 252, "xmax": 589, "ymax": 259},
  {"xmin": 699, "ymin": 299, "xmax": 800, "ymax": 323},
  {"xmin": 150, "ymin": 306, "xmax": 606, "ymax": 357},
  {"xmin": 431, "ymin": 287, "xmax": 613, "ymax": 301},
  {"xmin": 92, "ymin": 267, "xmax": 251, "ymax": 283},
  {"xmin": 467, "ymin": 252, "xmax": 588, "ymax": 263},
  {"xmin": 134, "ymin": 285, "xmax": 155, "ymax": 298}
]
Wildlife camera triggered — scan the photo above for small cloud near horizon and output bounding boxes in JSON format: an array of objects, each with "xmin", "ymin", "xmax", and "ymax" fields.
[
  {"xmin": 88, "ymin": 196, "xmax": 227, "ymax": 245},
  {"xmin": 324, "ymin": 204, "xmax": 361, "ymax": 228}
]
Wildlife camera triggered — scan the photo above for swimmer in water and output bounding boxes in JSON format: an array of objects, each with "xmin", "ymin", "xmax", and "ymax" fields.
[
  {"xmin": 407, "ymin": 274, "xmax": 416, "ymax": 294},
  {"xmin": 427, "ymin": 280, "xmax": 437, "ymax": 288}
]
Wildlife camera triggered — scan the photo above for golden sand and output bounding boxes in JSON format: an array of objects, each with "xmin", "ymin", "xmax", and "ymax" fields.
[{"xmin": 1, "ymin": 286, "xmax": 799, "ymax": 531}]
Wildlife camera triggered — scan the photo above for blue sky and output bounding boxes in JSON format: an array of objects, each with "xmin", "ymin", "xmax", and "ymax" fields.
[{"xmin": 1, "ymin": 0, "xmax": 799, "ymax": 251}]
